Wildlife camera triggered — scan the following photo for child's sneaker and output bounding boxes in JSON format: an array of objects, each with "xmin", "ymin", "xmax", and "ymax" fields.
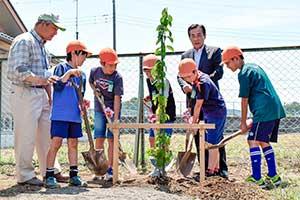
[
  {"xmin": 69, "ymin": 176, "xmax": 88, "ymax": 187},
  {"xmin": 92, "ymin": 174, "xmax": 104, "ymax": 181},
  {"xmin": 265, "ymin": 174, "xmax": 282, "ymax": 187},
  {"xmin": 148, "ymin": 167, "xmax": 160, "ymax": 177},
  {"xmin": 45, "ymin": 177, "xmax": 60, "ymax": 189},
  {"xmin": 245, "ymin": 175, "xmax": 267, "ymax": 189},
  {"xmin": 105, "ymin": 167, "xmax": 113, "ymax": 181},
  {"xmin": 149, "ymin": 156, "xmax": 157, "ymax": 168}
]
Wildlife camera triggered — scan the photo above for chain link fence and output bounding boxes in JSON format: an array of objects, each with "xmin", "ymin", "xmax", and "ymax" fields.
[{"xmin": 1, "ymin": 46, "xmax": 300, "ymax": 151}]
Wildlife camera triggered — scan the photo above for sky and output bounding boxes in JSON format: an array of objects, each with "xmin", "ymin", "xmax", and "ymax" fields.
[
  {"xmin": 8, "ymin": 0, "xmax": 300, "ymax": 112},
  {"xmin": 10, "ymin": 0, "xmax": 300, "ymax": 55}
]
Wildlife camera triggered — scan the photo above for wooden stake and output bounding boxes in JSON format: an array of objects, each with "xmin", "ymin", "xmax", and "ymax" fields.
[
  {"xmin": 112, "ymin": 126, "xmax": 119, "ymax": 185},
  {"xmin": 199, "ymin": 128, "xmax": 205, "ymax": 189},
  {"xmin": 106, "ymin": 122, "xmax": 214, "ymax": 185}
]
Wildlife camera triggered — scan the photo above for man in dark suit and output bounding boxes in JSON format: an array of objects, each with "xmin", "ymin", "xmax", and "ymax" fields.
[{"xmin": 177, "ymin": 24, "xmax": 228, "ymax": 179}]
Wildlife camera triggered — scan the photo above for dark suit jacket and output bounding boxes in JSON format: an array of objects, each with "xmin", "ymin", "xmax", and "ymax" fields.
[{"xmin": 177, "ymin": 45, "xmax": 223, "ymax": 108}]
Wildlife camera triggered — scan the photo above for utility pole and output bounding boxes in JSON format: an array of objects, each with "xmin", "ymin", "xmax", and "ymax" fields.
[
  {"xmin": 75, "ymin": 0, "xmax": 79, "ymax": 39},
  {"xmin": 112, "ymin": 0, "xmax": 116, "ymax": 50}
]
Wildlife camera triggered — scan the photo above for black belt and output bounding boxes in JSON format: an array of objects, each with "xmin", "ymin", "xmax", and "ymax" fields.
[{"xmin": 29, "ymin": 85, "xmax": 44, "ymax": 88}]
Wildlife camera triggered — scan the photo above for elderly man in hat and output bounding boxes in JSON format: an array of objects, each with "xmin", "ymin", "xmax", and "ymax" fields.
[{"xmin": 7, "ymin": 13, "xmax": 68, "ymax": 186}]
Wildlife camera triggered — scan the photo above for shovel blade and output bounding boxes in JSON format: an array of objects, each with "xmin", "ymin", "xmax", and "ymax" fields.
[
  {"xmin": 82, "ymin": 149, "xmax": 109, "ymax": 176},
  {"xmin": 176, "ymin": 151, "xmax": 196, "ymax": 177},
  {"xmin": 120, "ymin": 158, "xmax": 138, "ymax": 175}
]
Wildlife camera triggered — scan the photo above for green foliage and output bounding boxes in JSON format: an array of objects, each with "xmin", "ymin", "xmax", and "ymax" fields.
[
  {"xmin": 82, "ymin": 111, "xmax": 94, "ymax": 132},
  {"xmin": 149, "ymin": 8, "xmax": 174, "ymax": 172},
  {"xmin": 284, "ymin": 101, "xmax": 300, "ymax": 116}
]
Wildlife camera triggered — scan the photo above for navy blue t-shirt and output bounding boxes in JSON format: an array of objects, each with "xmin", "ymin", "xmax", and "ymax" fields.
[
  {"xmin": 191, "ymin": 73, "xmax": 226, "ymax": 119},
  {"xmin": 51, "ymin": 62, "xmax": 86, "ymax": 123},
  {"xmin": 89, "ymin": 67, "xmax": 123, "ymax": 112}
]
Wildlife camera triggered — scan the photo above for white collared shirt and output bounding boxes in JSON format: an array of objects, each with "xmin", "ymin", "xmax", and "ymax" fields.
[{"xmin": 194, "ymin": 45, "xmax": 204, "ymax": 68}]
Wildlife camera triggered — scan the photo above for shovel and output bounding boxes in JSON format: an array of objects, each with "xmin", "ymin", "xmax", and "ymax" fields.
[
  {"xmin": 205, "ymin": 119, "xmax": 253, "ymax": 150},
  {"xmin": 93, "ymin": 88, "xmax": 138, "ymax": 175},
  {"xmin": 176, "ymin": 130, "xmax": 197, "ymax": 177},
  {"xmin": 71, "ymin": 79, "xmax": 109, "ymax": 176},
  {"xmin": 205, "ymin": 130, "xmax": 243, "ymax": 150}
]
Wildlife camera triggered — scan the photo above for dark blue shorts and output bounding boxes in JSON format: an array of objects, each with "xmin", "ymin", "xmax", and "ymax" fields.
[
  {"xmin": 204, "ymin": 115, "xmax": 226, "ymax": 145},
  {"xmin": 149, "ymin": 120, "xmax": 174, "ymax": 138},
  {"xmin": 248, "ymin": 119, "xmax": 280, "ymax": 143},
  {"xmin": 51, "ymin": 120, "xmax": 83, "ymax": 139}
]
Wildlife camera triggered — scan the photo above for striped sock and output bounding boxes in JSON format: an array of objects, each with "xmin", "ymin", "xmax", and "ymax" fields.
[
  {"xmin": 263, "ymin": 146, "xmax": 277, "ymax": 177},
  {"xmin": 46, "ymin": 168, "xmax": 55, "ymax": 178},
  {"xmin": 250, "ymin": 147, "xmax": 262, "ymax": 180},
  {"xmin": 70, "ymin": 166, "xmax": 78, "ymax": 178}
]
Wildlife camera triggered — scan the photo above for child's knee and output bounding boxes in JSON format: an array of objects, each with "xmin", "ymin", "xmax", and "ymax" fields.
[
  {"xmin": 247, "ymin": 139, "xmax": 259, "ymax": 148},
  {"xmin": 259, "ymin": 141, "xmax": 270, "ymax": 148},
  {"xmin": 95, "ymin": 138, "xmax": 105, "ymax": 149},
  {"xmin": 108, "ymin": 138, "xmax": 114, "ymax": 146},
  {"xmin": 68, "ymin": 139, "xmax": 78, "ymax": 149},
  {"xmin": 51, "ymin": 137, "xmax": 63, "ymax": 150}
]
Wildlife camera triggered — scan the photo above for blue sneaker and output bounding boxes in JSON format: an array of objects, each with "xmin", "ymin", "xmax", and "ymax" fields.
[
  {"xmin": 45, "ymin": 177, "xmax": 60, "ymax": 189},
  {"xmin": 69, "ymin": 176, "xmax": 87, "ymax": 187},
  {"xmin": 105, "ymin": 167, "xmax": 113, "ymax": 181}
]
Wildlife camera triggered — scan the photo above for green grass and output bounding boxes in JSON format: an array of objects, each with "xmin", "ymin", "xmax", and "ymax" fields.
[{"xmin": 0, "ymin": 133, "xmax": 299, "ymax": 199}]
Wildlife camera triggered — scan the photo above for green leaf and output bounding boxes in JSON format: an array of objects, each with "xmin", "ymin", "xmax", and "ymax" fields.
[
  {"xmin": 166, "ymin": 45, "xmax": 174, "ymax": 52},
  {"xmin": 168, "ymin": 15, "xmax": 173, "ymax": 23},
  {"xmin": 155, "ymin": 48, "xmax": 161, "ymax": 55},
  {"xmin": 168, "ymin": 36, "xmax": 174, "ymax": 43}
]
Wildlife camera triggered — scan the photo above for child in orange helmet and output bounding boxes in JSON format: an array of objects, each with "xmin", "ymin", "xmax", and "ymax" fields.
[
  {"xmin": 178, "ymin": 58, "xmax": 227, "ymax": 176},
  {"xmin": 45, "ymin": 40, "xmax": 92, "ymax": 188},
  {"xmin": 222, "ymin": 46, "xmax": 285, "ymax": 188},
  {"xmin": 89, "ymin": 47, "xmax": 123, "ymax": 181}
]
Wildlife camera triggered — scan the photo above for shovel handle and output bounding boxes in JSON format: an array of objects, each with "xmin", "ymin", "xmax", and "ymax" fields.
[
  {"xmin": 93, "ymin": 88, "xmax": 126, "ymax": 156},
  {"xmin": 206, "ymin": 130, "xmax": 243, "ymax": 150},
  {"xmin": 71, "ymin": 79, "xmax": 95, "ymax": 151}
]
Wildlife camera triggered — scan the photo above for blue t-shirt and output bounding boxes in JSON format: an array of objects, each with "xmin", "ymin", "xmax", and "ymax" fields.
[
  {"xmin": 50, "ymin": 62, "xmax": 86, "ymax": 123},
  {"xmin": 191, "ymin": 73, "xmax": 226, "ymax": 119},
  {"xmin": 89, "ymin": 67, "xmax": 123, "ymax": 112},
  {"xmin": 238, "ymin": 63, "xmax": 286, "ymax": 123}
]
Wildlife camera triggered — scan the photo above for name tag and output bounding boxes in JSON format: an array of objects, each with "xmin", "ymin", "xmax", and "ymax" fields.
[
  {"xmin": 108, "ymin": 82, "xmax": 114, "ymax": 92},
  {"xmin": 191, "ymin": 89, "xmax": 196, "ymax": 99}
]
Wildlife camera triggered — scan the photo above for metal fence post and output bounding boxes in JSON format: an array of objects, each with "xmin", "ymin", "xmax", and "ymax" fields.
[
  {"xmin": 138, "ymin": 56, "xmax": 145, "ymax": 170},
  {"xmin": 134, "ymin": 55, "xmax": 145, "ymax": 167},
  {"xmin": 0, "ymin": 60, "xmax": 2, "ymax": 160}
]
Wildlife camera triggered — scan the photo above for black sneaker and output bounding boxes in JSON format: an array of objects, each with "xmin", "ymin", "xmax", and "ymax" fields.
[{"xmin": 218, "ymin": 170, "xmax": 229, "ymax": 179}]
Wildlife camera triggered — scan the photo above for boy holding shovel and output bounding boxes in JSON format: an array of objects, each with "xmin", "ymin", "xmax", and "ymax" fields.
[
  {"xmin": 45, "ymin": 40, "xmax": 92, "ymax": 188},
  {"xmin": 222, "ymin": 46, "xmax": 285, "ymax": 188},
  {"xmin": 178, "ymin": 58, "xmax": 227, "ymax": 176},
  {"xmin": 89, "ymin": 47, "xmax": 123, "ymax": 181}
]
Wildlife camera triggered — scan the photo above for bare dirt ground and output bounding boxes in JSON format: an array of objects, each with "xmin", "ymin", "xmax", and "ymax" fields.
[
  {"xmin": 0, "ymin": 133, "xmax": 298, "ymax": 200},
  {"xmin": 0, "ymin": 163, "xmax": 268, "ymax": 200}
]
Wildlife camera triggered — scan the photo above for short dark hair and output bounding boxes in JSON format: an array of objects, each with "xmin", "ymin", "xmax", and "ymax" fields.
[
  {"xmin": 187, "ymin": 24, "xmax": 206, "ymax": 37},
  {"xmin": 66, "ymin": 50, "xmax": 87, "ymax": 61},
  {"xmin": 35, "ymin": 20, "xmax": 52, "ymax": 28}
]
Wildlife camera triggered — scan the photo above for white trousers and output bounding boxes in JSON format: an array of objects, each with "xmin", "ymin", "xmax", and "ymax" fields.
[{"xmin": 10, "ymin": 85, "xmax": 60, "ymax": 182}]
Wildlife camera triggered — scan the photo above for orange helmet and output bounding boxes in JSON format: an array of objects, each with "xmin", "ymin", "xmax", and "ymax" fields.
[
  {"xmin": 66, "ymin": 40, "xmax": 92, "ymax": 57},
  {"xmin": 143, "ymin": 54, "xmax": 158, "ymax": 70},
  {"xmin": 178, "ymin": 58, "xmax": 197, "ymax": 77},
  {"xmin": 99, "ymin": 47, "xmax": 119, "ymax": 65},
  {"xmin": 222, "ymin": 46, "xmax": 243, "ymax": 64}
]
